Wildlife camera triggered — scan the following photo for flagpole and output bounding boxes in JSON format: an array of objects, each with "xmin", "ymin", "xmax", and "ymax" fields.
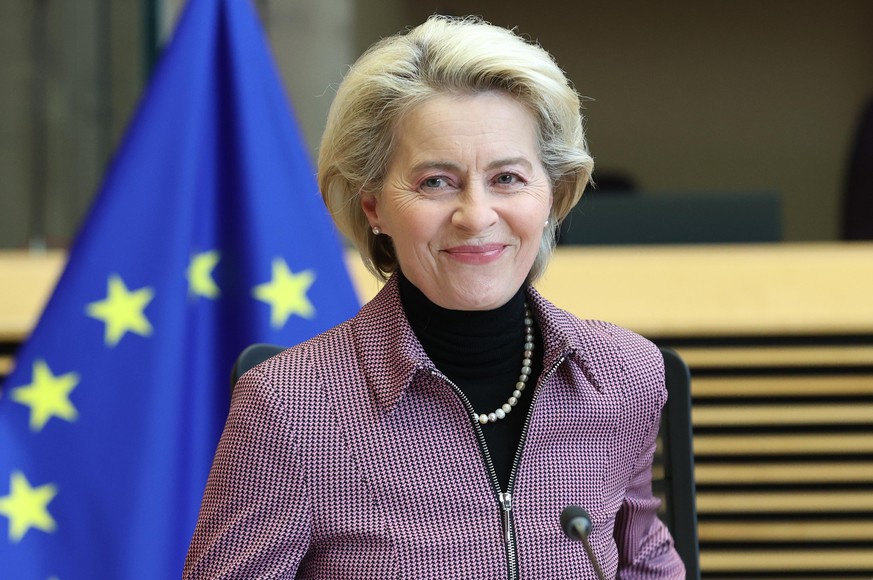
[
  {"xmin": 142, "ymin": 0, "xmax": 161, "ymax": 79},
  {"xmin": 28, "ymin": 0, "xmax": 48, "ymax": 252}
]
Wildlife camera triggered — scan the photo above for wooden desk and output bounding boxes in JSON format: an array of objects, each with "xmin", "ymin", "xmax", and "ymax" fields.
[{"xmin": 0, "ymin": 250, "xmax": 65, "ymax": 343}]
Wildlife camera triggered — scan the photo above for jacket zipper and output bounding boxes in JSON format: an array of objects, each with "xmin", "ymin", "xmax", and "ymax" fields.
[{"xmin": 432, "ymin": 353, "xmax": 567, "ymax": 580}]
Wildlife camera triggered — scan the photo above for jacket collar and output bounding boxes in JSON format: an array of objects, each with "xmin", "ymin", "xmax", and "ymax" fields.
[
  {"xmin": 524, "ymin": 284, "xmax": 623, "ymax": 394},
  {"xmin": 352, "ymin": 275, "xmax": 435, "ymax": 413},
  {"xmin": 353, "ymin": 275, "xmax": 621, "ymax": 414}
]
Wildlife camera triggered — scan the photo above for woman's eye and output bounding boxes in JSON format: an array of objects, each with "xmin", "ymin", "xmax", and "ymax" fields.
[
  {"xmin": 495, "ymin": 173, "xmax": 521, "ymax": 185},
  {"xmin": 422, "ymin": 177, "xmax": 446, "ymax": 189}
]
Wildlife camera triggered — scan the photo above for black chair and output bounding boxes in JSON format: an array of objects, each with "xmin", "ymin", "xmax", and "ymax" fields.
[
  {"xmin": 229, "ymin": 343, "xmax": 285, "ymax": 392},
  {"xmin": 228, "ymin": 343, "xmax": 700, "ymax": 577},
  {"xmin": 655, "ymin": 346, "xmax": 700, "ymax": 579},
  {"xmin": 842, "ymin": 96, "xmax": 873, "ymax": 240}
]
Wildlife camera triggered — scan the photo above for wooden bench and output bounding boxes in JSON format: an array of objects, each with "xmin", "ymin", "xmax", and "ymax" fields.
[{"xmin": 676, "ymin": 342, "xmax": 873, "ymax": 577}]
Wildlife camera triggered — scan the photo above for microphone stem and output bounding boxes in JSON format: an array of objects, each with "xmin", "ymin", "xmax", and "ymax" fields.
[{"xmin": 581, "ymin": 536, "xmax": 606, "ymax": 580}]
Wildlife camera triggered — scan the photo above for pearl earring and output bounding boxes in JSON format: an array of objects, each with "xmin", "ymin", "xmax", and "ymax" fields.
[{"xmin": 372, "ymin": 226, "xmax": 381, "ymax": 235}]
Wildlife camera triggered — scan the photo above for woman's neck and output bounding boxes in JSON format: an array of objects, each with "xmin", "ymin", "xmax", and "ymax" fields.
[{"xmin": 397, "ymin": 272, "xmax": 526, "ymax": 381}]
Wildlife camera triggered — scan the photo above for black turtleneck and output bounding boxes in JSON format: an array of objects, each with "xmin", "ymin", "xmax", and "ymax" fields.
[{"xmin": 397, "ymin": 273, "xmax": 544, "ymax": 492}]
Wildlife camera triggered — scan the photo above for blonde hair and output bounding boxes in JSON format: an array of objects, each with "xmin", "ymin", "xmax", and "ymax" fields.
[{"xmin": 318, "ymin": 15, "xmax": 593, "ymax": 281}]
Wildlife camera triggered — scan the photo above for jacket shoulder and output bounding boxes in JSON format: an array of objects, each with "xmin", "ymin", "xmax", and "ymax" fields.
[
  {"xmin": 577, "ymin": 317, "xmax": 664, "ymax": 386},
  {"xmin": 580, "ymin": 319, "xmax": 663, "ymax": 372},
  {"xmin": 533, "ymin": 294, "xmax": 665, "ymax": 404}
]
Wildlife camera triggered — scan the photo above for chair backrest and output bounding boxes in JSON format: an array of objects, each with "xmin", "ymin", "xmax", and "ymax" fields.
[
  {"xmin": 229, "ymin": 343, "xmax": 285, "ymax": 392},
  {"xmin": 228, "ymin": 343, "xmax": 701, "ymax": 577},
  {"xmin": 655, "ymin": 346, "xmax": 701, "ymax": 579},
  {"xmin": 842, "ymin": 95, "xmax": 873, "ymax": 240}
]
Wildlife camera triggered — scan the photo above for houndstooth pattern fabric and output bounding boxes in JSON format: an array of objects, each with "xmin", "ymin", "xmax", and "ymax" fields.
[{"xmin": 183, "ymin": 276, "xmax": 684, "ymax": 579}]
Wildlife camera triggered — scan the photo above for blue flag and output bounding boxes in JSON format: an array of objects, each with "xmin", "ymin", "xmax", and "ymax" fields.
[{"xmin": 0, "ymin": 0, "xmax": 360, "ymax": 577}]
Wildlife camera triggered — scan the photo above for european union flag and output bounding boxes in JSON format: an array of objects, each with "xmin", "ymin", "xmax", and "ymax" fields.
[{"xmin": 0, "ymin": 0, "xmax": 359, "ymax": 577}]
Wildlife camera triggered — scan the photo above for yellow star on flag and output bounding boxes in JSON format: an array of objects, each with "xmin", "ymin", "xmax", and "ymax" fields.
[
  {"xmin": 186, "ymin": 250, "xmax": 221, "ymax": 298},
  {"xmin": 0, "ymin": 471, "xmax": 58, "ymax": 543},
  {"xmin": 10, "ymin": 359, "xmax": 79, "ymax": 432},
  {"xmin": 252, "ymin": 258, "xmax": 316, "ymax": 328},
  {"xmin": 86, "ymin": 274, "xmax": 154, "ymax": 347}
]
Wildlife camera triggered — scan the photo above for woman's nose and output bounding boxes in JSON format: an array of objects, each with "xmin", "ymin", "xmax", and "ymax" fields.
[{"xmin": 451, "ymin": 186, "xmax": 498, "ymax": 233}]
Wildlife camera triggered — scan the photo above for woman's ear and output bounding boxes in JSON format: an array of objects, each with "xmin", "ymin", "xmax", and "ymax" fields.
[{"xmin": 361, "ymin": 192, "xmax": 379, "ymax": 225}]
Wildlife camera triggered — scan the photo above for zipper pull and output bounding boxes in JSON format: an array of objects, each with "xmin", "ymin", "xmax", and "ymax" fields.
[{"xmin": 499, "ymin": 492, "xmax": 513, "ymax": 545}]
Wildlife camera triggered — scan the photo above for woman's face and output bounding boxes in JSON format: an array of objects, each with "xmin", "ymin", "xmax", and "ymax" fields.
[{"xmin": 362, "ymin": 91, "xmax": 553, "ymax": 311}]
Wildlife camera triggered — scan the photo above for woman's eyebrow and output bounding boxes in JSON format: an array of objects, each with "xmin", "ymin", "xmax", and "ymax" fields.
[
  {"xmin": 485, "ymin": 157, "xmax": 533, "ymax": 171},
  {"xmin": 408, "ymin": 160, "xmax": 462, "ymax": 174},
  {"xmin": 408, "ymin": 157, "xmax": 533, "ymax": 174}
]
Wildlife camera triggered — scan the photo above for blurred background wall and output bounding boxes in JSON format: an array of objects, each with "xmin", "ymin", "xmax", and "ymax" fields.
[{"xmin": 2, "ymin": 0, "xmax": 871, "ymax": 248}]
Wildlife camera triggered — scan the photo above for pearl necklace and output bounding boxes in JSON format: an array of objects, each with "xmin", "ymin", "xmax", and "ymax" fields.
[{"xmin": 477, "ymin": 303, "xmax": 534, "ymax": 425}]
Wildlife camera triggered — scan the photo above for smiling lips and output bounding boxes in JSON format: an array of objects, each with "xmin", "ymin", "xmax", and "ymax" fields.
[{"xmin": 442, "ymin": 243, "xmax": 508, "ymax": 264}]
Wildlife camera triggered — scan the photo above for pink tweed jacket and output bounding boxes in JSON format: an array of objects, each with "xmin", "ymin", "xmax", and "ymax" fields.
[{"xmin": 183, "ymin": 276, "xmax": 684, "ymax": 579}]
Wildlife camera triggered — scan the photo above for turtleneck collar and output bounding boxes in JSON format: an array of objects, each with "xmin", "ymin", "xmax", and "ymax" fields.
[{"xmin": 397, "ymin": 271, "xmax": 528, "ymax": 383}]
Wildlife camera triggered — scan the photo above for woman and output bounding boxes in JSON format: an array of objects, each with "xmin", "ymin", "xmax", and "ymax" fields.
[{"xmin": 184, "ymin": 15, "xmax": 684, "ymax": 579}]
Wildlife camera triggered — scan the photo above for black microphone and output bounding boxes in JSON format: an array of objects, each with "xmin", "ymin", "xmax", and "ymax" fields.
[{"xmin": 560, "ymin": 505, "xmax": 606, "ymax": 580}]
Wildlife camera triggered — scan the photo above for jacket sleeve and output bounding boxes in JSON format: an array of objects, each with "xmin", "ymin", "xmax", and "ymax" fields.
[
  {"xmin": 614, "ymin": 341, "xmax": 686, "ymax": 579},
  {"xmin": 183, "ymin": 367, "xmax": 311, "ymax": 579}
]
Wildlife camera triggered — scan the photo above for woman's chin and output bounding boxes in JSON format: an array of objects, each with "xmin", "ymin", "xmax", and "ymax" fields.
[{"xmin": 431, "ymin": 281, "xmax": 519, "ymax": 311}]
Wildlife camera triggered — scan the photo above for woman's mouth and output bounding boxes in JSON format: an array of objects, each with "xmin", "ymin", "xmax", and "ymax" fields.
[{"xmin": 442, "ymin": 243, "xmax": 507, "ymax": 264}]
